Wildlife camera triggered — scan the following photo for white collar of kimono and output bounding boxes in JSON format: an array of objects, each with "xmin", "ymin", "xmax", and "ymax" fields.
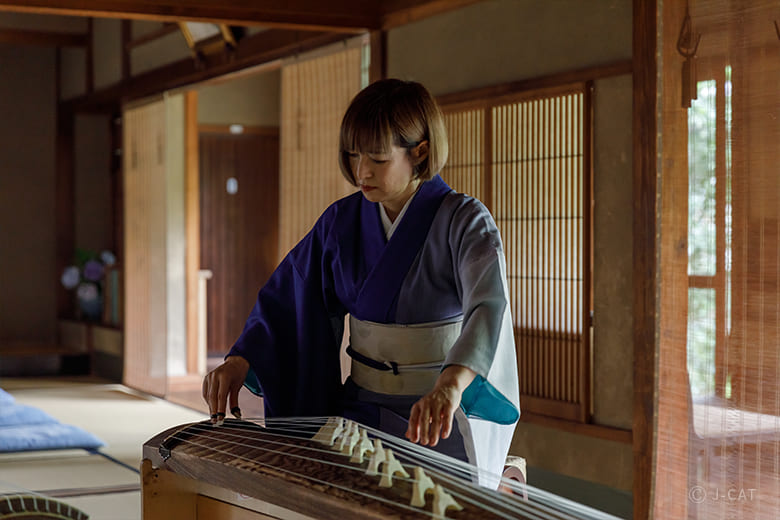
[{"xmin": 378, "ymin": 185, "xmax": 420, "ymax": 240}]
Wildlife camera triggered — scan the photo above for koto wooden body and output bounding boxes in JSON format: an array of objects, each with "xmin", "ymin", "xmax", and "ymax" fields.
[{"xmin": 142, "ymin": 419, "xmax": 528, "ymax": 520}]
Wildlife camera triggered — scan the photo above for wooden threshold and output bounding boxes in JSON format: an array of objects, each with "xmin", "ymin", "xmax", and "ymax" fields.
[{"xmin": 520, "ymin": 412, "xmax": 633, "ymax": 444}]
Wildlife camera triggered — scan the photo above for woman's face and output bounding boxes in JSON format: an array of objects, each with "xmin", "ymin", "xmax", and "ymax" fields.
[{"xmin": 347, "ymin": 145, "xmax": 421, "ymax": 218}]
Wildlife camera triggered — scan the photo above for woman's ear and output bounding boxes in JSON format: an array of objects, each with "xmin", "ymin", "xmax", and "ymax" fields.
[{"xmin": 411, "ymin": 140, "xmax": 429, "ymax": 165}]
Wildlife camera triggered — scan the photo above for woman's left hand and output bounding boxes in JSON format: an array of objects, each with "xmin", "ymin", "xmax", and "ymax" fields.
[{"xmin": 406, "ymin": 365, "xmax": 476, "ymax": 447}]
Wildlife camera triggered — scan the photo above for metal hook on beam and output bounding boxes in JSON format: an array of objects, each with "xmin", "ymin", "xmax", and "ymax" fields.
[
  {"xmin": 678, "ymin": 5, "xmax": 701, "ymax": 108},
  {"xmin": 677, "ymin": 6, "xmax": 702, "ymax": 58}
]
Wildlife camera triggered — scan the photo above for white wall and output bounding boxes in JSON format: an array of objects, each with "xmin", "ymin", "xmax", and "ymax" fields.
[{"xmin": 197, "ymin": 68, "xmax": 281, "ymax": 127}]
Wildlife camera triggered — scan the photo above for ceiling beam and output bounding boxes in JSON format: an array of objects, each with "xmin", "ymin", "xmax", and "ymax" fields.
[
  {"xmin": 0, "ymin": 27, "xmax": 88, "ymax": 46},
  {"xmin": 0, "ymin": 1, "xmax": 379, "ymax": 33},
  {"xmin": 65, "ymin": 29, "xmax": 348, "ymax": 112},
  {"xmin": 380, "ymin": 0, "xmax": 484, "ymax": 29}
]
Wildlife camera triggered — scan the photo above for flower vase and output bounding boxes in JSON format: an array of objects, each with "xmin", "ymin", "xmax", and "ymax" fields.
[
  {"xmin": 76, "ymin": 282, "xmax": 102, "ymax": 322},
  {"xmin": 78, "ymin": 295, "xmax": 103, "ymax": 322}
]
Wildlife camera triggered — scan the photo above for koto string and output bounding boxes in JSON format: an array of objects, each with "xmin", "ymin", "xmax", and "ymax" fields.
[
  {"xmin": 170, "ymin": 420, "xmax": 592, "ymax": 520},
  {"xmin": 183, "ymin": 418, "xmax": 596, "ymax": 520},
  {"xmin": 195, "ymin": 418, "xmax": 612, "ymax": 520},
  {"xmin": 222, "ymin": 416, "xmax": 478, "ymax": 480},
  {"xmin": 256, "ymin": 417, "xmax": 618, "ymax": 520},
  {"xmin": 173, "ymin": 425, "xmax": 547, "ymax": 520},
  {"xmin": 219, "ymin": 418, "xmax": 604, "ymax": 519},
  {"xmin": 260, "ymin": 417, "xmax": 477, "ymax": 478},
  {"xmin": 170, "ymin": 432, "xmax": 457, "ymax": 520},
  {"xmin": 169, "ymin": 429, "xmax": 553, "ymax": 520}
]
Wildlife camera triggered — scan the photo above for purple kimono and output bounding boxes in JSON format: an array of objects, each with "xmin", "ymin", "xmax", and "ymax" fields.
[{"xmin": 228, "ymin": 175, "xmax": 520, "ymax": 480}]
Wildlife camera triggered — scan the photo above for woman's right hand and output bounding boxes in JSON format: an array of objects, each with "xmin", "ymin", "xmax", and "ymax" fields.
[{"xmin": 202, "ymin": 355, "xmax": 250, "ymax": 424}]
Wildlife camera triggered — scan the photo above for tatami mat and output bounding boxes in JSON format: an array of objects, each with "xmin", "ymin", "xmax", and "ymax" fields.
[{"xmin": 0, "ymin": 377, "xmax": 205, "ymax": 520}]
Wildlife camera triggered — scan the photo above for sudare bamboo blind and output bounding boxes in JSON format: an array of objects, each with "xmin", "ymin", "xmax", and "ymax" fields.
[
  {"xmin": 278, "ymin": 46, "xmax": 363, "ymax": 260},
  {"xmin": 654, "ymin": 1, "xmax": 780, "ymax": 518},
  {"xmin": 441, "ymin": 84, "xmax": 590, "ymax": 422},
  {"xmin": 123, "ymin": 99, "xmax": 168, "ymax": 397}
]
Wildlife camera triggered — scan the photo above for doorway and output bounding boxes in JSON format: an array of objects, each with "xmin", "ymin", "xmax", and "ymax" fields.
[{"xmin": 199, "ymin": 128, "xmax": 280, "ymax": 359}]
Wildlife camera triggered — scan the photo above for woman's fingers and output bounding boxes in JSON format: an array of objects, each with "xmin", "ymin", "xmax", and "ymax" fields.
[
  {"xmin": 440, "ymin": 406, "xmax": 454, "ymax": 440},
  {"xmin": 407, "ymin": 390, "xmax": 457, "ymax": 447},
  {"xmin": 229, "ymin": 386, "xmax": 242, "ymax": 419},
  {"xmin": 202, "ymin": 356, "xmax": 249, "ymax": 425},
  {"xmin": 418, "ymin": 404, "xmax": 431, "ymax": 445},
  {"xmin": 406, "ymin": 403, "xmax": 421, "ymax": 442}
]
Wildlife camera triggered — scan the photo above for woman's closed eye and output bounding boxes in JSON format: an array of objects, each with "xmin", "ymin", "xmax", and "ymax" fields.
[
  {"xmin": 348, "ymin": 152, "xmax": 389, "ymax": 164},
  {"xmin": 367, "ymin": 154, "xmax": 391, "ymax": 164}
]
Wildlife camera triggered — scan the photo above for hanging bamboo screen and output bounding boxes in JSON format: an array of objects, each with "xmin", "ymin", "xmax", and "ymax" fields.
[
  {"xmin": 441, "ymin": 83, "xmax": 591, "ymax": 423},
  {"xmin": 653, "ymin": 1, "xmax": 780, "ymax": 518},
  {"xmin": 278, "ymin": 45, "xmax": 363, "ymax": 260},
  {"xmin": 123, "ymin": 99, "xmax": 168, "ymax": 397}
]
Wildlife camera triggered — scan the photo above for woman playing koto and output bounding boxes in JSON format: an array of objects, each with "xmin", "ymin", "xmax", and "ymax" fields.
[{"xmin": 203, "ymin": 78, "xmax": 520, "ymax": 484}]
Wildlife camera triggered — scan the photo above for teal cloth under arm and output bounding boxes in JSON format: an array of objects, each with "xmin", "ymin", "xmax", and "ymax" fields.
[
  {"xmin": 243, "ymin": 367, "xmax": 264, "ymax": 397},
  {"xmin": 459, "ymin": 375, "xmax": 520, "ymax": 424}
]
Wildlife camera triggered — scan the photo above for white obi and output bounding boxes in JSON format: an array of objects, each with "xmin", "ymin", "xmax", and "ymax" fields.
[{"xmin": 347, "ymin": 315, "xmax": 462, "ymax": 396}]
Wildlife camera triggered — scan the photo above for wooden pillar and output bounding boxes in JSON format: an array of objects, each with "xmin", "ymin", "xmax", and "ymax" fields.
[
  {"xmin": 368, "ymin": 30, "xmax": 386, "ymax": 83},
  {"xmin": 86, "ymin": 17, "xmax": 94, "ymax": 93},
  {"xmin": 55, "ymin": 45, "xmax": 75, "ymax": 320},
  {"xmin": 632, "ymin": 0, "xmax": 658, "ymax": 518},
  {"xmin": 184, "ymin": 91, "xmax": 200, "ymax": 375}
]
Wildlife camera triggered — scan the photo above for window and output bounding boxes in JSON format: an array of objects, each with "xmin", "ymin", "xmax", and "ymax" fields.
[
  {"xmin": 440, "ymin": 82, "xmax": 593, "ymax": 422},
  {"xmin": 687, "ymin": 65, "xmax": 732, "ymax": 400}
]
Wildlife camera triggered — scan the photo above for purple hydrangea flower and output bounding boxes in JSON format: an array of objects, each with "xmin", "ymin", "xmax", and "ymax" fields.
[{"xmin": 83, "ymin": 259, "xmax": 105, "ymax": 282}]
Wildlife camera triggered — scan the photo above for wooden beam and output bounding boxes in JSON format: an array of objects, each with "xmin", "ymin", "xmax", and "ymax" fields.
[
  {"xmin": 632, "ymin": 0, "xmax": 657, "ymax": 518},
  {"xmin": 381, "ymin": 0, "xmax": 485, "ymax": 29},
  {"xmin": 0, "ymin": 0, "xmax": 379, "ymax": 33},
  {"xmin": 65, "ymin": 29, "xmax": 347, "ymax": 112},
  {"xmin": 0, "ymin": 28, "xmax": 88, "ymax": 46},
  {"xmin": 436, "ymin": 61, "xmax": 633, "ymax": 110}
]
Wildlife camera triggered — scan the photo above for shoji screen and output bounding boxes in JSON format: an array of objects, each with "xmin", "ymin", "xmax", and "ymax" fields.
[
  {"xmin": 441, "ymin": 109, "xmax": 485, "ymax": 203},
  {"xmin": 123, "ymin": 99, "xmax": 168, "ymax": 396},
  {"xmin": 278, "ymin": 43, "xmax": 364, "ymax": 259},
  {"xmin": 441, "ymin": 83, "xmax": 592, "ymax": 423},
  {"xmin": 495, "ymin": 86, "xmax": 591, "ymax": 422}
]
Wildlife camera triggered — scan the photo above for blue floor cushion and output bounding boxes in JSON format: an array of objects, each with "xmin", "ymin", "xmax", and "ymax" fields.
[
  {"xmin": 0, "ymin": 389, "xmax": 105, "ymax": 452},
  {"xmin": 0, "ymin": 388, "xmax": 14, "ymax": 404}
]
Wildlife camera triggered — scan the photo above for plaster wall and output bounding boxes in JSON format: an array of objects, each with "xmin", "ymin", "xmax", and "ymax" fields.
[
  {"xmin": 74, "ymin": 114, "xmax": 113, "ymax": 254},
  {"xmin": 197, "ymin": 68, "xmax": 281, "ymax": 127},
  {"xmin": 0, "ymin": 45, "xmax": 57, "ymax": 342}
]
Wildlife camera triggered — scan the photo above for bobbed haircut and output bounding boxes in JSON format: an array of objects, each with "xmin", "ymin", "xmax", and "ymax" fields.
[{"xmin": 338, "ymin": 79, "xmax": 449, "ymax": 186}]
